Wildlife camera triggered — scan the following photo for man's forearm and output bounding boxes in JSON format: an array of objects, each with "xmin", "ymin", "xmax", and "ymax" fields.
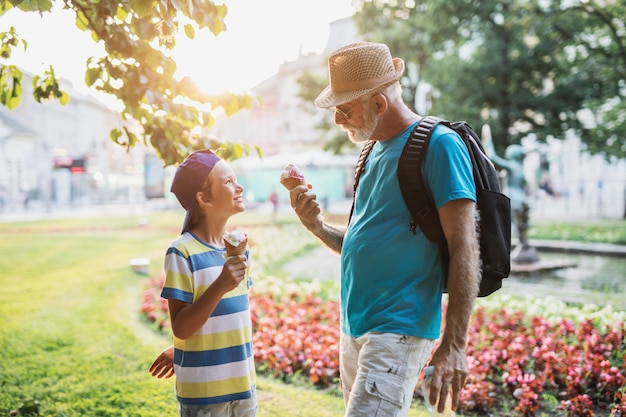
[
  {"xmin": 439, "ymin": 200, "xmax": 480, "ymax": 348},
  {"xmin": 441, "ymin": 243, "xmax": 479, "ymax": 347},
  {"xmin": 308, "ymin": 221, "xmax": 346, "ymax": 255}
]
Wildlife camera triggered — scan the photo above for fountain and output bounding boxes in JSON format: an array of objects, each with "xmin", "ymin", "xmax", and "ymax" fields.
[{"xmin": 480, "ymin": 125, "xmax": 577, "ymax": 273}]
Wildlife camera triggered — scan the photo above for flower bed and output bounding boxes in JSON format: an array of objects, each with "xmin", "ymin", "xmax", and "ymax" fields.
[
  {"xmin": 465, "ymin": 296, "xmax": 625, "ymax": 416},
  {"xmin": 140, "ymin": 274, "xmax": 625, "ymax": 416}
]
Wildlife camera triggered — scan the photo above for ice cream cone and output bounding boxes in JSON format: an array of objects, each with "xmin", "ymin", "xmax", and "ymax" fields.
[
  {"xmin": 223, "ymin": 230, "xmax": 248, "ymax": 257},
  {"xmin": 280, "ymin": 177, "xmax": 305, "ymax": 190},
  {"xmin": 224, "ymin": 238, "xmax": 248, "ymax": 256}
]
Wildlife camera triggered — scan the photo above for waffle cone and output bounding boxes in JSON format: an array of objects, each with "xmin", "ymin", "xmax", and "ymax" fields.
[
  {"xmin": 280, "ymin": 177, "xmax": 305, "ymax": 190},
  {"xmin": 224, "ymin": 238, "xmax": 248, "ymax": 257}
]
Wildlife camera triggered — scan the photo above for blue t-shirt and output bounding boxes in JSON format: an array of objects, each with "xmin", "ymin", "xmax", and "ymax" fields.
[{"xmin": 340, "ymin": 121, "xmax": 476, "ymax": 339}]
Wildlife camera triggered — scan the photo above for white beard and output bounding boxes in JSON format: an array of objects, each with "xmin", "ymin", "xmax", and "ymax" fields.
[{"xmin": 345, "ymin": 102, "xmax": 379, "ymax": 144}]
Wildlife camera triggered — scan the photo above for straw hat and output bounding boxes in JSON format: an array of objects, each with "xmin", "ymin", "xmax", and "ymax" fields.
[{"xmin": 315, "ymin": 42, "xmax": 405, "ymax": 108}]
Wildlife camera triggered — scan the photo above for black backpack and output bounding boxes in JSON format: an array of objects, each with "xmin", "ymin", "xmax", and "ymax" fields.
[{"xmin": 349, "ymin": 116, "xmax": 511, "ymax": 297}]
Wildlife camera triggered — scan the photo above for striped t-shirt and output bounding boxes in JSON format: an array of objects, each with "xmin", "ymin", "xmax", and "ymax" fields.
[{"xmin": 161, "ymin": 232, "xmax": 255, "ymax": 406}]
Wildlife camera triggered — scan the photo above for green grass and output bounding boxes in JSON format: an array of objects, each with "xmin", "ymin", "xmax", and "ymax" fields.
[
  {"xmin": 0, "ymin": 215, "xmax": 178, "ymax": 416},
  {"xmin": 529, "ymin": 218, "xmax": 626, "ymax": 244},
  {"xmin": 0, "ymin": 211, "xmax": 427, "ymax": 417}
]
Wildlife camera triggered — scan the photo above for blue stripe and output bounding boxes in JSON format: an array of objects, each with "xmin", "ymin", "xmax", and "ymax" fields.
[
  {"xmin": 161, "ymin": 287, "xmax": 192, "ymax": 303},
  {"xmin": 178, "ymin": 386, "xmax": 255, "ymax": 405},
  {"xmin": 189, "ymin": 250, "xmax": 227, "ymax": 271},
  {"xmin": 212, "ymin": 294, "xmax": 249, "ymax": 317},
  {"xmin": 175, "ymin": 342, "xmax": 253, "ymax": 367}
]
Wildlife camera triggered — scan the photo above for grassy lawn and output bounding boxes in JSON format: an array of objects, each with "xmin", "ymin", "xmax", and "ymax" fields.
[
  {"xmin": 529, "ymin": 218, "xmax": 626, "ymax": 244},
  {"xmin": 0, "ymin": 211, "xmax": 427, "ymax": 416},
  {"xmin": 0, "ymin": 209, "xmax": 623, "ymax": 416}
]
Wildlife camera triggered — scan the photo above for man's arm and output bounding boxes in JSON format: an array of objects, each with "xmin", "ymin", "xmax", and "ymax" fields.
[
  {"xmin": 427, "ymin": 198, "xmax": 480, "ymax": 413},
  {"xmin": 287, "ymin": 184, "xmax": 346, "ymax": 254}
]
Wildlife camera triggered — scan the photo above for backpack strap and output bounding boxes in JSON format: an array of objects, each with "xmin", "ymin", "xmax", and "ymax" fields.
[
  {"xmin": 348, "ymin": 140, "xmax": 376, "ymax": 225},
  {"xmin": 397, "ymin": 116, "xmax": 445, "ymax": 243}
]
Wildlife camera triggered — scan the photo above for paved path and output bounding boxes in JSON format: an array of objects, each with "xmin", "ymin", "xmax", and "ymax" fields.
[
  {"xmin": 281, "ymin": 239, "xmax": 626, "ymax": 283},
  {"xmin": 282, "ymin": 247, "xmax": 341, "ymax": 281}
]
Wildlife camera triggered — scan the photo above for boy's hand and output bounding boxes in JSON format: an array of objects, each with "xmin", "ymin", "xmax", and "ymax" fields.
[
  {"xmin": 149, "ymin": 345, "xmax": 175, "ymax": 379},
  {"xmin": 218, "ymin": 255, "xmax": 248, "ymax": 291}
]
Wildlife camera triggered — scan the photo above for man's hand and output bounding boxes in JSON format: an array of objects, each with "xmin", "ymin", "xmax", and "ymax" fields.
[
  {"xmin": 288, "ymin": 184, "xmax": 323, "ymax": 232},
  {"xmin": 426, "ymin": 346, "xmax": 468, "ymax": 412}
]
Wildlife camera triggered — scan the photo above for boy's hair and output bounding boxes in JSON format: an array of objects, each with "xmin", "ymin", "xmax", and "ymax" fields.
[
  {"xmin": 186, "ymin": 174, "xmax": 215, "ymax": 232},
  {"xmin": 170, "ymin": 149, "xmax": 221, "ymax": 233}
]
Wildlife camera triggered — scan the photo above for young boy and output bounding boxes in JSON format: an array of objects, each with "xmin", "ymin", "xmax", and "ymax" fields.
[{"xmin": 153, "ymin": 149, "xmax": 256, "ymax": 417}]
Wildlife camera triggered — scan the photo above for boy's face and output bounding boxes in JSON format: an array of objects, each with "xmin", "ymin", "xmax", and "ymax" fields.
[{"xmin": 205, "ymin": 160, "xmax": 245, "ymax": 214}]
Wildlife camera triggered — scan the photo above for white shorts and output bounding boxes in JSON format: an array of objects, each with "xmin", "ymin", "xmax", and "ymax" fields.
[
  {"xmin": 178, "ymin": 392, "xmax": 257, "ymax": 417},
  {"xmin": 340, "ymin": 332, "xmax": 435, "ymax": 417}
]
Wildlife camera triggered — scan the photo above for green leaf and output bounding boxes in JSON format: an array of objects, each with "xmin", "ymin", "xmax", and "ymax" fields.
[
  {"xmin": 85, "ymin": 67, "xmax": 101, "ymax": 86},
  {"xmin": 58, "ymin": 91, "xmax": 69, "ymax": 105},
  {"xmin": 15, "ymin": 0, "xmax": 52, "ymax": 12},
  {"xmin": 75, "ymin": 10, "xmax": 89, "ymax": 31},
  {"xmin": 130, "ymin": 0, "xmax": 154, "ymax": 18},
  {"xmin": 0, "ymin": 1, "xmax": 14, "ymax": 15},
  {"xmin": 183, "ymin": 23, "xmax": 194, "ymax": 39},
  {"xmin": 110, "ymin": 128, "xmax": 122, "ymax": 142}
]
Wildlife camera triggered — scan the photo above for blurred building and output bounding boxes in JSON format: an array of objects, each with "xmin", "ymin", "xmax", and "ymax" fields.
[
  {"xmin": 0, "ymin": 70, "xmax": 151, "ymax": 212},
  {"xmin": 213, "ymin": 17, "xmax": 362, "ymax": 206}
]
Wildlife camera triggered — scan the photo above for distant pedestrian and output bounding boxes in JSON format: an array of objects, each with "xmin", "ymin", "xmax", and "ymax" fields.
[{"xmin": 269, "ymin": 189, "xmax": 279, "ymax": 221}]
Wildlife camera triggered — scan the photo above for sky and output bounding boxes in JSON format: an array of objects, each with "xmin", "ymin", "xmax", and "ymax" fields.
[{"xmin": 1, "ymin": 0, "xmax": 355, "ymax": 94}]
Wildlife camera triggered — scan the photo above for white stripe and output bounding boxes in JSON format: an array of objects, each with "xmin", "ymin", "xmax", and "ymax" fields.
[
  {"xmin": 198, "ymin": 310, "xmax": 252, "ymax": 335},
  {"xmin": 193, "ymin": 266, "xmax": 222, "ymax": 287},
  {"xmin": 174, "ymin": 357, "xmax": 255, "ymax": 383},
  {"xmin": 164, "ymin": 252, "xmax": 192, "ymax": 275}
]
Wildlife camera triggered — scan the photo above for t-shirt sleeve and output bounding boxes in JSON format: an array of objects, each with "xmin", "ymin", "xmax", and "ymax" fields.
[
  {"xmin": 423, "ymin": 127, "xmax": 476, "ymax": 209},
  {"xmin": 161, "ymin": 245, "xmax": 194, "ymax": 303}
]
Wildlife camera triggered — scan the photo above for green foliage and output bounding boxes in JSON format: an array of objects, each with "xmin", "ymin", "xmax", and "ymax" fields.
[
  {"xmin": 0, "ymin": 0, "xmax": 260, "ymax": 165},
  {"xmin": 0, "ymin": 26, "xmax": 25, "ymax": 109},
  {"xmin": 352, "ymin": 0, "xmax": 626, "ymax": 160},
  {"xmin": 32, "ymin": 66, "xmax": 68, "ymax": 104},
  {"xmin": 295, "ymin": 70, "xmax": 358, "ymax": 155},
  {"xmin": 529, "ymin": 219, "xmax": 626, "ymax": 245}
]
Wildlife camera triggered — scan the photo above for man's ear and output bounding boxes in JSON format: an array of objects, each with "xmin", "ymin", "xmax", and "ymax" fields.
[{"xmin": 373, "ymin": 93, "xmax": 388, "ymax": 115}]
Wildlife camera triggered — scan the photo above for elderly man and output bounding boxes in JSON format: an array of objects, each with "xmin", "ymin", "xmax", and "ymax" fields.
[{"xmin": 285, "ymin": 42, "xmax": 480, "ymax": 417}]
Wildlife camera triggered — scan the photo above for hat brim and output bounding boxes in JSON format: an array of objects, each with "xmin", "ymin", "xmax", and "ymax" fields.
[
  {"xmin": 180, "ymin": 201, "xmax": 196, "ymax": 234},
  {"xmin": 314, "ymin": 57, "xmax": 405, "ymax": 108}
]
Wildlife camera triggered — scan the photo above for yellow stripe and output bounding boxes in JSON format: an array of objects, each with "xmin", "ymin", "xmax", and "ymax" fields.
[
  {"xmin": 178, "ymin": 372, "xmax": 256, "ymax": 398},
  {"xmin": 183, "ymin": 326, "xmax": 252, "ymax": 351},
  {"xmin": 166, "ymin": 269, "xmax": 193, "ymax": 294}
]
